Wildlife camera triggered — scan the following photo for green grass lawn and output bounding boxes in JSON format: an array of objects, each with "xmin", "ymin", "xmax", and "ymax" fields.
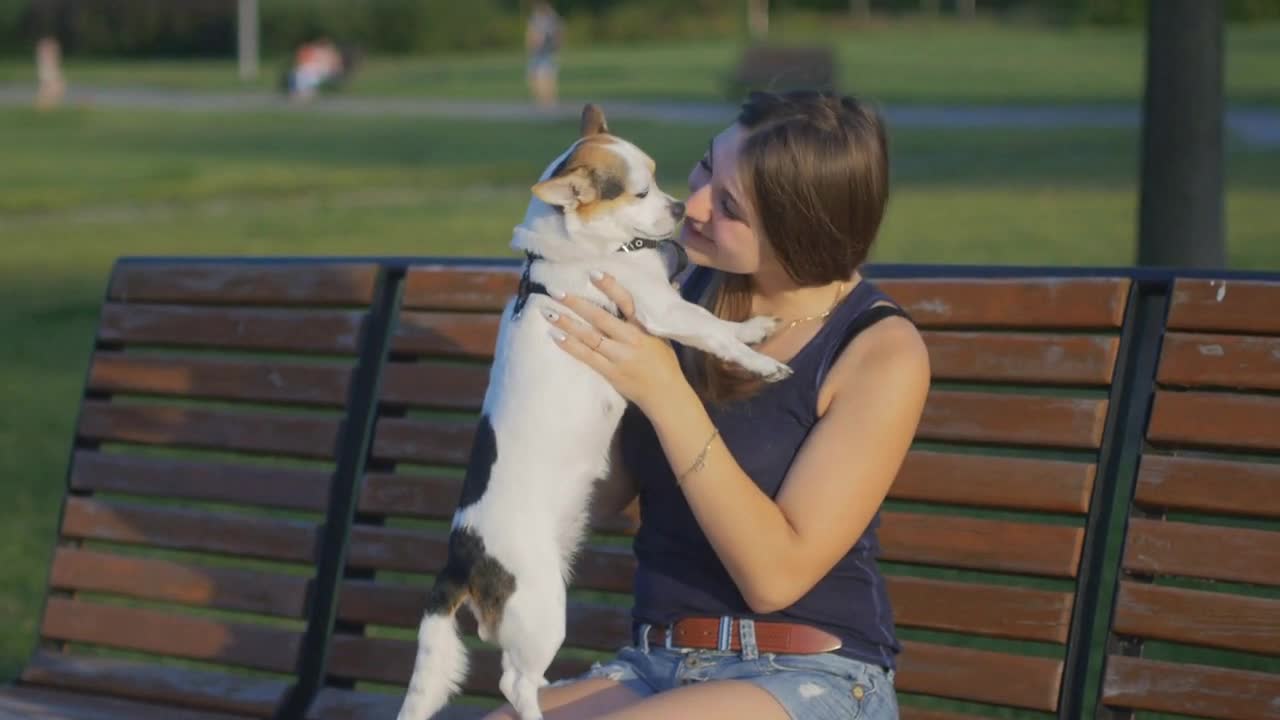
[
  {"xmin": 1, "ymin": 20, "xmax": 1278, "ymax": 106},
  {"xmin": 1, "ymin": 102, "xmax": 1277, "ymax": 695}
]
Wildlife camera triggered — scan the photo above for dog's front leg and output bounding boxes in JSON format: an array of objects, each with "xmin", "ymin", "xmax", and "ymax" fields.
[{"xmin": 632, "ymin": 294, "xmax": 793, "ymax": 382}]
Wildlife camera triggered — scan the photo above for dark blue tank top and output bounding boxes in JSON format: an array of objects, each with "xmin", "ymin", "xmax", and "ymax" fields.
[{"xmin": 619, "ymin": 268, "xmax": 907, "ymax": 669}]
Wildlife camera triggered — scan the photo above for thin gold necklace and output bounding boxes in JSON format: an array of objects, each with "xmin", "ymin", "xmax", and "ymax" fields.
[{"xmin": 774, "ymin": 282, "xmax": 845, "ymax": 335}]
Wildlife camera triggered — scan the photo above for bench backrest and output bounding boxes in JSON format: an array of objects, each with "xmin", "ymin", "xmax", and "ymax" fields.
[
  {"xmin": 307, "ymin": 267, "xmax": 1139, "ymax": 719},
  {"xmin": 871, "ymin": 274, "xmax": 1133, "ymax": 720},
  {"xmin": 1099, "ymin": 278, "xmax": 1280, "ymax": 720},
  {"xmin": 25, "ymin": 261, "xmax": 385, "ymax": 718}
]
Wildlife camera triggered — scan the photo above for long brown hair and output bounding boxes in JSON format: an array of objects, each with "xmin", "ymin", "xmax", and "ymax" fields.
[{"xmin": 689, "ymin": 90, "xmax": 891, "ymax": 403}]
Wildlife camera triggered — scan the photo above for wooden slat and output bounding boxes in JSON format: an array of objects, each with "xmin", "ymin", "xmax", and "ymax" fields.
[
  {"xmin": 1167, "ymin": 278, "xmax": 1280, "ymax": 335},
  {"xmin": 1112, "ymin": 581, "xmax": 1280, "ymax": 655},
  {"xmin": 1158, "ymin": 332, "xmax": 1280, "ymax": 392},
  {"xmin": 391, "ymin": 311, "xmax": 501, "ymax": 359},
  {"xmin": 373, "ymin": 448, "xmax": 1095, "ymax": 515},
  {"xmin": 78, "ymin": 401, "xmax": 341, "ymax": 460},
  {"xmin": 372, "ymin": 417, "xmax": 478, "ymax": 465},
  {"xmin": 358, "ymin": 472, "xmax": 464, "ymax": 518},
  {"xmin": 1149, "ymin": 390, "xmax": 1280, "ymax": 452},
  {"xmin": 899, "ymin": 709, "xmax": 985, "ymax": 720},
  {"xmin": 345, "ymin": 526, "xmax": 635, "ymax": 594},
  {"xmin": 307, "ymin": 689, "xmax": 486, "ymax": 720},
  {"xmin": 49, "ymin": 548, "xmax": 310, "ymax": 618},
  {"xmin": 1103, "ymin": 655, "xmax": 1280, "ymax": 720},
  {"xmin": 376, "ymin": 395, "xmax": 1110, "ymax": 469},
  {"xmin": 70, "ymin": 451, "xmax": 331, "ymax": 512},
  {"xmin": 326, "ymin": 634, "xmax": 591, "ymax": 693},
  {"xmin": 918, "ymin": 390, "xmax": 1108, "ymax": 449},
  {"xmin": 874, "ymin": 277, "xmax": 1130, "ymax": 329},
  {"xmin": 357, "ymin": 472, "xmax": 637, "ymax": 535},
  {"xmin": 1136, "ymin": 455, "xmax": 1280, "ymax": 520},
  {"xmin": 880, "ymin": 512, "xmax": 1084, "ymax": 578},
  {"xmin": 99, "ymin": 304, "xmax": 366, "ymax": 354},
  {"xmin": 60, "ymin": 497, "xmax": 319, "ymax": 564},
  {"xmin": 21, "ymin": 651, "xmax": 288, "ymax": 718},
  {"xmin": 888, "ymin": 576, "xmax": 1074, "ymax": 643},
  {"xmin": 891, "ymin": 450, "xmax": 1095, "ymax": 514},
  {"xmin": 402, "ymin": 266, "xmax": 519, "ymax": 311},
  {"xmin": 89, "ymin": 352, "xmax": 354, "ymax": 407},
  {"xmin": 0, "ymin": 687, "xmax": 255, "ymax": 720},
  {"xmin": 109, "ymin": 263, "xmax": 380, "ymax": 306},
  {"xmin": 40, "ymin": 598, "xmax": 302, "ymax": 674},
  {"xmin": 1123, "ymin": 518, "xmax": 1280, "ymax": 586},
  {"xmin": 896, "ymin": 640, "xmax": 1063, "ymax": 711},
  {"xmin": 922, "ymin": 331, "xmax": 1119, "ymax": 385},
  {"xmin": 380, "ymin": 362, "xmax": 490, "ymax": 410},
  {"xmin": 337, "ymin": 581, "xmax": 631, "ymax": 650}
]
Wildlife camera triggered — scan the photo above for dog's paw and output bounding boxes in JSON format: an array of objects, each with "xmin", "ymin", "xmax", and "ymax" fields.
[
  {"xmin": 735, "ymin": 352, "xmax": 793, "ymax": 382},
  {"xmin": 734, "ymin": 315, "xmax": 779, "ymax": 344}
]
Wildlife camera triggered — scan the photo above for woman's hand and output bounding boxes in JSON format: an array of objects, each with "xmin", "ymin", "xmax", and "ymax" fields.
[{"xmin": 543, "ymin": 271, "xmax": 691, "ymax": 414}]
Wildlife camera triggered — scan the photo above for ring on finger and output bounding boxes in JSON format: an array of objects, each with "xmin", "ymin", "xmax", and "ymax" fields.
[{"xmin": 593, "ymin": 335, "xmax": 605, "ymax": 351}]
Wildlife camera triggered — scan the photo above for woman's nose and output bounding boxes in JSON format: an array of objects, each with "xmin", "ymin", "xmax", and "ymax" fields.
[{"xmin": 684, "ymin": 182, "xmax": 711, "ymax": 223}]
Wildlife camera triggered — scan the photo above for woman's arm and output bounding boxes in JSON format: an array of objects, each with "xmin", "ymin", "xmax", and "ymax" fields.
[
  {"xmin": 645, "ymin": 315, "xmax": 930, "ymax": 612},
  {"xmin": 546, "ymin": 274, "xmax": 930, "ymax": 613},
  {"xmin": 590, "ymin": 432, "xmax": 641, "ymax": 530}
]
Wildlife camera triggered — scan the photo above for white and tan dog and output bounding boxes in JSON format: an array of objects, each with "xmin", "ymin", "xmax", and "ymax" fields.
[{"xmin": 395, "ymin": 104, "xmax": 790, "ymax": 720}]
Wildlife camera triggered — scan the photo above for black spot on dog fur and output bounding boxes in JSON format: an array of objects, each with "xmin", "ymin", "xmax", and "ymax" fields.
[
  {"xmin": 425, "ymin": 527, "xmax": 516, "ymax": 634},
  {"xmin": 457, "ymin": 414, "xmax": 497, "ymax": 509},
  {"xmin": 597, "ymin": 173, "xmax": 625, "ymax": 201}
]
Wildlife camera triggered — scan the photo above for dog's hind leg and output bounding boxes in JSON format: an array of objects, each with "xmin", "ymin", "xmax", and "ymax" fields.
[{"xmin": 496, "ymin": 579, "xmax": 566, "ymax": 720}]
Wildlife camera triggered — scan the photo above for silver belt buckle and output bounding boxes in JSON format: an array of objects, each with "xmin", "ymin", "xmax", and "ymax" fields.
[{"xmin": 717, "ymin": 616, "xmax": 732, "ymax": 652}]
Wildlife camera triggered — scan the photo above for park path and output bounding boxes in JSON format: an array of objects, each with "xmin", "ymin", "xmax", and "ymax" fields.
[{"xmin": 2, "ymin": 84, "xmax": 1278, "ymax": 147}]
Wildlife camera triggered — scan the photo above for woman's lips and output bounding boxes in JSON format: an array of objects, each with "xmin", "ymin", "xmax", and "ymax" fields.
[{"xmin": 680, "ymin": 223, "xmax": 711, "ymax": 249}]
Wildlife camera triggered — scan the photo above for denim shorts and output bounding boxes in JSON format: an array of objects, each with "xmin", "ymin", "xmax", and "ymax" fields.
[{"xmin": 555, "ymin": 619, "xmax": 898, "ymax": 719}]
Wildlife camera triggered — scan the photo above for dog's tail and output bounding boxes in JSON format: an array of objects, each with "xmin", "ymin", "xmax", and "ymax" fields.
[{"xmin": 395, "ymin": 576, "xmax": 470, "ymax": 720}]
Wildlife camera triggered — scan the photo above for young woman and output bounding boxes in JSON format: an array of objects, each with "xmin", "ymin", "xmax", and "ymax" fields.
[{"xmin": 485, "ymin": 90, "xmax": 930, "ymax": 720}]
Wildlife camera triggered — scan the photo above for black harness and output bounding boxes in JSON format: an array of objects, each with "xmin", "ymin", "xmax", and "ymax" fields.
[{"xmin": 513, "ymin": 238, "xmax": 689, "ymax": 317}]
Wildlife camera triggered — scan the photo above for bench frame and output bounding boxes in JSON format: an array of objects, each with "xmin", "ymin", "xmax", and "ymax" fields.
[{"xmin": 9, "ymin": 257, "xmax": 1279, "ymax": 720}]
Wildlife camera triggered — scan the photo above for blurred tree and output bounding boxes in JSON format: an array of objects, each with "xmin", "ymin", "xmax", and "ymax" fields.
[
  {"xmin": 237, "ymin": 0, "xmax": 257, "ymax": 81},
  {"xmin": 1137, "ymin": 0, "xmax": 1225, "ymax": 267}
]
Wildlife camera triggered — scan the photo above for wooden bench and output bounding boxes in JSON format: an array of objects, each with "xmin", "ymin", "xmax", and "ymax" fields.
[
  {"xmin": 729, "ymin": 44, "xmax": 837, "ymax": 98},
  {"xmin": 1098, "ymin": 277, "xmax": 1280, "ymax": 720},
  {"xmin": 302, "ymin": 265, "xmax": 1141, "ymax": 719},
  {"xmin": 8, "ymin": 258, "xmax": 1279, "ymax": 720},
  {"xmin": 0, "ymin": 261, "xmax": 396, "ymax": 720}
]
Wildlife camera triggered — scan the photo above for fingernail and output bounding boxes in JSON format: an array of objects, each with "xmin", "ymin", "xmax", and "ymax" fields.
[
  {"xmin": 551, "ymin": 289, "xmax": 566, "ymax": 299},
  {"xmin": 549, "ymin": 329, "xmax": 567, "ymax": 342},
  {"xmin": 589, "ymin": 270, "xmax": 604, "ymax": 281},
  {"xmin": 543, "ymin": 309, "xmax": 559, "ymax": 322}
]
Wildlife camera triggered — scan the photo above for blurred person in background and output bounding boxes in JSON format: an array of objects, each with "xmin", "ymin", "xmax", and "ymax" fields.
[
  {"xmin": 35, "ymin": 36, "xmax": 64, "ymax": 110},
  {"xmin": 283, "ymin": 37, "xmax": 359, "ymax": 102},
  {"xmin": 526, "ymin": 0, "xmax": 563, "ymax": 108}
]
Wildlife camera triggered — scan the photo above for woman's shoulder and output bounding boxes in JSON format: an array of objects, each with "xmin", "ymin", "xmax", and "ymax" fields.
[{"xmin": 819, "ymin": 297, "xmax": 930, "ymax": 413}]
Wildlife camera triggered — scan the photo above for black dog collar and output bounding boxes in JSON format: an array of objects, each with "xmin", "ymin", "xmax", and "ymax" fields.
[{"xmin": 513, "ymin": 238, "xmax": 687, "ymax": 317}]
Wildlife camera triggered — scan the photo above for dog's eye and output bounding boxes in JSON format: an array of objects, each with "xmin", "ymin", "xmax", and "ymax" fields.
[{"xmin": 636, "ymin": 188, "xmax": 649, "ymax": 198}]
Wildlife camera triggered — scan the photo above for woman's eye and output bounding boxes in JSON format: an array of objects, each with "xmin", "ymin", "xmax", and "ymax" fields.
[
  {"xmin": 636, "ymin": 188, "xmax": 649, "ymax": 198},
  {"xmin": 720, "ymin": 197, "xmax": 735, "ymax": 218}
]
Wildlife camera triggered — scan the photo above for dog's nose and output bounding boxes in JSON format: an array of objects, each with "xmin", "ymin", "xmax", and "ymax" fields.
[{"xmin": 669, "ymin": 201, "xmax": 686, "ymax": 220}]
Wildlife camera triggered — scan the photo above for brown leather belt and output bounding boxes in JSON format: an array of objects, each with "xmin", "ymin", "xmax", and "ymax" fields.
[{"xmin": 639, "ymin": 617, "xmax": 842, "ymax": 655}]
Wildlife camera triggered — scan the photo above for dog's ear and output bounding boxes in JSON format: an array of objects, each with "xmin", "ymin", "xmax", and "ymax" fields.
[
  {"xmin": 532, "ymin": 167, "xmax": 598, "ymax": 208},
  {"xmin": 580, "ymin": 103, "xmax": 608, "ymax": 137}
]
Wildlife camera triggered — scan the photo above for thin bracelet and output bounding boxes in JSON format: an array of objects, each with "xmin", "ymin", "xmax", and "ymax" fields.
[{"xmin": 677, "ymin": 428, "xmax": 720, "ymax": 486}]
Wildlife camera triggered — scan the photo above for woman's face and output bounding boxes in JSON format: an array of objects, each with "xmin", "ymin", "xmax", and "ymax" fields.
[{"xmin": 678, "ymin": 124, "xmax": 774, "ymax": 275}]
